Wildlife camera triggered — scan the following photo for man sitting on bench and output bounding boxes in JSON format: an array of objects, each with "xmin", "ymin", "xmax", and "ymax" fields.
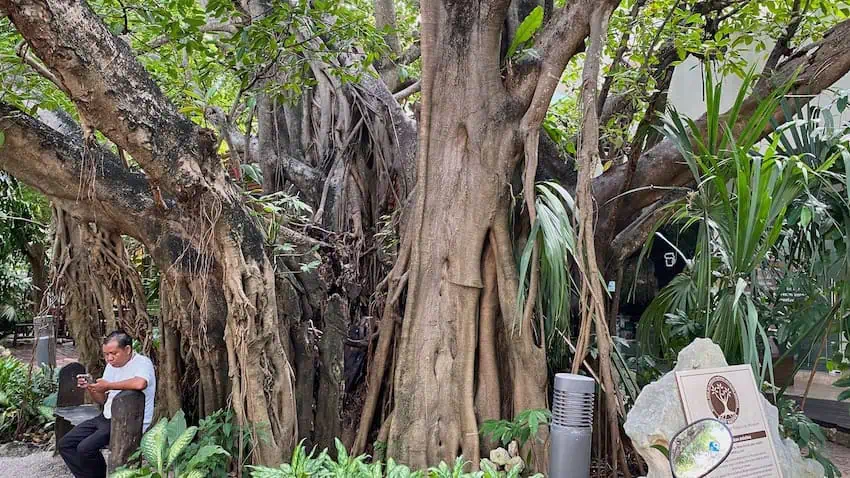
[{"xmin": 59, "ymin": 330, "xmax": 156, "ymax": 478}]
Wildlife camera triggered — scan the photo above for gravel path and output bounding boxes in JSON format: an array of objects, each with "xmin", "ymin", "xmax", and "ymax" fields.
[
  {"xmin": 0, "ymin": 450, "xmax": 72, "ymax": 477},
  {"xmin": 0, "ymin": 442, "xmax": 72, "ymax": 477}
]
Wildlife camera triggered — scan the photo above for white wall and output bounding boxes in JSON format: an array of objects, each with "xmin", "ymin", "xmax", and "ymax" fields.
[
  {"xmin": 667, "ymin": 40, "xmax": 850, "ymax": 120},
  {"xmin": 551, "ymin": 39, "xmax": 850, "ymax": 122}
]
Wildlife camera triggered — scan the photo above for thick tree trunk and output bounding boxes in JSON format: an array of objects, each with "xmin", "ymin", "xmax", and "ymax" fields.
[{"xmin": 382, "ymin": 2, "xmax": 549, "ymax": 468}]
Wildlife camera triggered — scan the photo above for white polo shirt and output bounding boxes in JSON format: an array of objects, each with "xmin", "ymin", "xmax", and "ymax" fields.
[{"xmin": 102, "ymin": 352, "xmax": 156, "ymax": 430}]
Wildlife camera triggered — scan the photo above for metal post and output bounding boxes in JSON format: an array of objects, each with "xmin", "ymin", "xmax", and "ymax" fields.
[
  {"xmin": 550, "ymin": 373, "xmax": 594, "ymax": 478},
  {"xmin": 34, "ymin": 314, "xmax": 55, "ymax": 368}
]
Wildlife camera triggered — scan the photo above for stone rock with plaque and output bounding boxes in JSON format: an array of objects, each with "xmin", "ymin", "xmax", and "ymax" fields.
[{"xmin": 624, "ymin": 338, "xmax": 824, "ymax": 478}]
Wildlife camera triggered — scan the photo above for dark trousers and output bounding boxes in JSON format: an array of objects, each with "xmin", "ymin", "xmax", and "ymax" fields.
[{"xmin": 58, "ymin": 415, "xmax": 111, "ymax": 478}]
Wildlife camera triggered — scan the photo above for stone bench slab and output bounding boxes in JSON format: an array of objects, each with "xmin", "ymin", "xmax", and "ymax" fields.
[{"xmin": 55, "ymin": 405, "xmax": 101, "ymax": 426}]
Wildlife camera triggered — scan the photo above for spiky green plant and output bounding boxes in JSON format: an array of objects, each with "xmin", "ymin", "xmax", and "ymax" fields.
[
  {"xmin": 636, "ymin": 66, "xmax": 824, "ymax": 382},
  {"xmin": 516, "ymin": 181, "xmax": 579, "ymax": 369}
]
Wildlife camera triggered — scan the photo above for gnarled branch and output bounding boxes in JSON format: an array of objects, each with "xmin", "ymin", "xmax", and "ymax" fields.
[{"xmin": 0, "ymin": 102, "xmax": 158, "ymax": 234}]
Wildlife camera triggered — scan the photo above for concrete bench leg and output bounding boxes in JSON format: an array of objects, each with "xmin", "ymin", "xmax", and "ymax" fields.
[{"xmin": 108, "ymin": 390, "xmax": 145, "ymax": 473}]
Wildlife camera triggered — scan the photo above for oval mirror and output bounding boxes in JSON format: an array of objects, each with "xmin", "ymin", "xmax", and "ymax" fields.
[{"xmin": 669, "ymin": 418, "xmax": 733, "ymax": 478}]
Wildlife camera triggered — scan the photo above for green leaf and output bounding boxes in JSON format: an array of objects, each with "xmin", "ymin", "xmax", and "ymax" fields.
[
  {"xmin": 108, "ymin": 468, "xmax": 144, "ymax": 478},
  {"xmin": 800, "ymin": 423, "xmax": 811, "ymax": 443},
  {"xmin": 837, "ymin": 389, "xmax": 850, "ymax": 402},
  {"xmin": 800, "ymin": 207, "xmax": 812, "ymax": 228},
  {"xmin": 166, "ymin": 410, "xmax": 188, "ymax": 445},
  {"xmin": 140, "ymin": 419, "xmax": 168, "ymax": 474},
  {"xmin": 651, "ymin": 444, "xmax": 669, "ymax": 458},
  {"xmin": 179, "ymin": 469, "xmax": 206, "ymax": 478},
  {"xmin": 166, "ymin": 426, "xmax": 198, "ymax": 469},
  {"xmin": 506, "ymin": 6, "xmax": 543, "ymax": 59},
  {"xmin": 185, "ymin": 445, "xmax": 229, "ymax": 471},
  {"xmin": 0, "ymin": 131, "xmax": 5, "ymax": 148}
]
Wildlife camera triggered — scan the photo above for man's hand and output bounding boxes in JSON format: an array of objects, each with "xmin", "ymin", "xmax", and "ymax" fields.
[{"xmin": 88, "ymin": 379, "xmax": 111, "ymax": 394}]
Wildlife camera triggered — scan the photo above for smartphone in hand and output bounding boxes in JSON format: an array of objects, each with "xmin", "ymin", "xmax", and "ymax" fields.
[{"xmin": 76, "ymin": 373, "xmax": 94, "ymax": 388}]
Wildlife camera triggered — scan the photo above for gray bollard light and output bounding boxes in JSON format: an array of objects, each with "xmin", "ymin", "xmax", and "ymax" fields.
[{"xmin": 550, "ymin": 373, "xmax": 594, "ymax": 478}]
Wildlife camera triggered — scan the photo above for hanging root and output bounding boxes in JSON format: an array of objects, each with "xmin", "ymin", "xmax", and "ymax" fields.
[
  {"xmin": 352, "ymin": 234, "xmax": 412, "ymax": 455},
  {"xmin": 475, "ymin": 241, "xmax": 501, "ymax": 451},
  {"xmin": 572, "ymin": 5, "xmax": 627, "ymax": 476}
]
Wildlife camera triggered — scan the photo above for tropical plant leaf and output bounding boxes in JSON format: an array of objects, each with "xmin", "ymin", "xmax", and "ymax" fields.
[
  {"xmin": 108, "ymin": 468, "xmax": 145, "ymax": 478},
  {"xmin": 166, "ymin": 426, "xmax": 198, "ymax": 469},
  {"xmin": 184, "ymin": 444, "xmax": 230, "ymax": 471},
  {"xmin": 140, "ymin": 419, "xmax": 168, "ymax": 474},
  {"xmin": 506, "ymin": 6, "xmax": 543, "ymax": 59},
  {"xmin": 166, "ymin": 410, "xmax": 188, "ymax": 445}
]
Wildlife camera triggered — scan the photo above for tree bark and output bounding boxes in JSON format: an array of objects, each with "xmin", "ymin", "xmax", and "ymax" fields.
[
  {"xmin": 382, "ymin": 0, "xmax": 572, "ymax": 468},
  {"xmin": 0, "ymin": 0, "xmax": 299, "ymax": 459}
]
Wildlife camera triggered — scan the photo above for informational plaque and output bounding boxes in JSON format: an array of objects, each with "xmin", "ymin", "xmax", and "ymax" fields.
[{"xmin": 675, "ymin": 365, "xmax": 782, "ymax": 477}]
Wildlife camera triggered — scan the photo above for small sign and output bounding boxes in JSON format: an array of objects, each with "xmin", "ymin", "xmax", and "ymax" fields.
[
  {"xmin": 675, "ymin": 365, "xmax": 782, "ymax": 477},
  {"xmin": 664, "ymin": 252, "xmax": 677, "ymax": 268},
  {"xmin": 607, "ymin": 281, "xmax": 616, "ymax": 293}
]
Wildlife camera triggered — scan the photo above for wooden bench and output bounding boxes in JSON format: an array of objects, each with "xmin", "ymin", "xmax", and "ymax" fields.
[
  {"xmin": 12, "ymin": 322, "xmax": 34, "ymax": 346},
  {"xmin": 55, "ymin": 362, "xmax": 145, "ymax": 472}
]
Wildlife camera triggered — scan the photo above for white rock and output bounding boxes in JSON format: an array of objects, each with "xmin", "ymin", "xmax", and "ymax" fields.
[
  {"xmin": 507, "ymin": 440, "xmax": 519, "ymax": 458},
  {"xmin": 624, "ymin": 338, "xmax": 824, "ymax": 478},
  {"xmin": 490, "ymin": 447, "xmax": 511, "ymax": 466}
]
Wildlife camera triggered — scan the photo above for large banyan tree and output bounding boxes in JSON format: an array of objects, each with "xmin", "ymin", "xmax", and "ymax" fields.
[{"xmin": 2, "ymin": 0, "xmax": 850, "ymax": 471}]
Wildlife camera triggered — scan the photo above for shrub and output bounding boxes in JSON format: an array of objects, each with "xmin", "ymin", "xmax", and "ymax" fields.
[
  {"xmin": 0, "ymin": 355, "xmax": 56, "ymax": 442},
  {"xmin": 109, "ymin": 410, "xmax": 231, "ymax": 478}
]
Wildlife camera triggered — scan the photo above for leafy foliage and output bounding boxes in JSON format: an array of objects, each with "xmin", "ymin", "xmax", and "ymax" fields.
[
  {"xmin": 777, "ymin": 398, "xmax": 840, "ymax": 478},
  {"xmin": 506, "ymin": 6, "xmax": 543, "ymax": 60},
  {"xmin": 249, "ymin": 439, "xmax": 544, "ymax": 478},
  {"xmin": 0, "ymin": 173, "xmax": 49, "ymax": 326},
  {"xmin": 479, "ymin": 409, "xmax": 551, "ymax": 450},
  {"xmin": 111, "ymin": 410, "xmax": 232, "ymax": 478},
  {"xmin": 516, "ymin": 182, "xmax": 578, "ymax": 369},
  {"xmin": 0, "ymin": 355, "xmax": 56, "ymax": 442},
  {"xmin": 638, "ymin": 68, "xmax": 817, "ymax": 380}
]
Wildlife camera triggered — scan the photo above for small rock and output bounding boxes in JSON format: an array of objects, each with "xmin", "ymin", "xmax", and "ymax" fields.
[
  {"xmin": 490, "ymin": 447, "xmax": 510, "ymax": 466},
  {"xmin": 506, "ymin": 456, "xmax": 525, "ymax": 473},
  {"xmin": 507, "ymin": 440, "xmax": 519, "ymax": 458}
]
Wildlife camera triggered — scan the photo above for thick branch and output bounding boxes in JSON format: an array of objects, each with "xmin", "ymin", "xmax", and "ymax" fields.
[
  {"xmin": 1, "ymin": 0, "xmax": 211, "ymax": 192},
  {"xmin": 0, "ymin": 102, "xmax": 158, "ymax": 233},
  {"xmin": 514, "ymin": 0, "xmax": 620, "ymax": 105},
  {"xmin": 595, "ymin": 17, "xmax": 850, "ymax": 233}
]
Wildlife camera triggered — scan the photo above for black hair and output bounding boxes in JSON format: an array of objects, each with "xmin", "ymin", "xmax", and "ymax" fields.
[{"xmin": 104, "ymin": 330, "xmax": 133, "ymax": 349}]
